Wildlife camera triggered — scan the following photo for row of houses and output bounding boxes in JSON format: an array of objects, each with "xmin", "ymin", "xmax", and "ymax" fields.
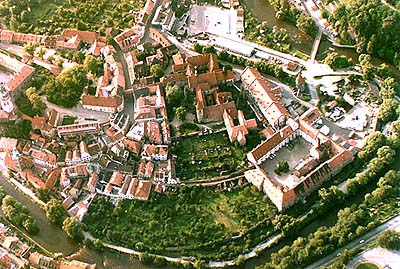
[{"xmin": 0, "ymin": 29, "xmax": 107, "ymax": 51}]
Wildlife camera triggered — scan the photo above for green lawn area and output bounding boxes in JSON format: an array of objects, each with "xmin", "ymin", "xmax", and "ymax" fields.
[
  {"xmin": 355, "ymin": 262, "xmax": 379, "ymax": 269},
  {"xmin": 84, "ymin": 186, "xmax": 277, "ymax": 260},
  {"xmin": 61, "ymin": 116, "xmax": 77, "ymax": 125},
  {"xmin": 171, "ymin": 133, "xmax": 248, "ymax": 180}
]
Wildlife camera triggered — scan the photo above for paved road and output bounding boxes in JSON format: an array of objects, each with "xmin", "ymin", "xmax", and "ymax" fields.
[
  {"xmin": 306, "ymin": 214, "xmax": 400, "ymax": 269},
  {"xmin": 42, "ymin": 96, "xmax": 110, "ymax": 122}
]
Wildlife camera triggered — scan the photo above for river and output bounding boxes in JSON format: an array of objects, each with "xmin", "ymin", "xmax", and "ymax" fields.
[{"xmin": 243, "ymin": 0, "xmax": 400, "ymax": 78}]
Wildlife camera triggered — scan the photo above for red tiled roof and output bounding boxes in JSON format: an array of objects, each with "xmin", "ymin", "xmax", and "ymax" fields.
[
  {"xmin": 250, "ymin": 125, "xmax": 293, "ymax": 162},
  {"xmin": 81, "ymin": 95, "xmax": 123, "ymax": 108}
]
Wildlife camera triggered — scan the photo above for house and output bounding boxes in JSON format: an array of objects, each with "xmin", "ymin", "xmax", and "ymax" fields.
[
  {"xmin": 135, "ymin": 180, "xmax": 152, "ymax": 200},
  {"xmin": 241, "ymin": 67, "xmax": 289, "ymax": 130},
  {"xmin": 29, "ymin": 252, "xmax": 58, "ymax": 269},
  {"xmin": 145, "ymin": 121, "xmax": 163, "ymax": 144},
  {"xmin": 141, "ymin": 144, "xmax": 168, "ymax": 161},
  {"xmin": 144, "ymin": 161, "xmax": 154, "ymax": 178},
  {"xmin": 57, "ymin": 122, "xmax": 101, "ymax": 138},
  {"xmin": 138, "ymin": 0, "xmax": 156, "ymax": 25},
  {"xmin": 152, "ymin": 0, "xmax": 176, "ymax": 32},
  {"xmin": 81, "ymin": 95, "xmax": 124, "ymax": 113},
  {"xmin": 62, "ymin": 196, "xmax": 74, "ymax": 210},
  {"xmin": 114, "ymin": 26, "xmax": 144, "ymax": 52},
  {"xmin": 79, "ymin": 141, "xmax": 91, "ymax": 162},
  {"xmin": 0, "ymin": 52, "xmax": 35, "ymax": 96},
  {"xmin": 109, "ymin": 171, "xmax": 125, "ymax": 187},
  {"xmin": 31, "ymin": 149, "xmax": 57, "ymax": 169},
  {"xmin": 224, "ymin": 109, "xmax": 257, "ymax": 145},
  {"xmin": 122, "ymin": 138, "xmax": 141, "ymax": 156},
  {"xmin": 46, "ymin": 169, "xmax": 61, "ymax": 189},
  {"xmin": 85, "ymin": 172, "xmax": 98, "ymax": 192},
  {"xmin": 195, "ymin": 82, "xmax": 237, "ymax": 123},
  {"xmin": 149, "ymin": 28, "xmax": 173, "ymax": 48},
  {"xmin": 0, "ymin": 137, "xmax": 18, "ymax": 152}
]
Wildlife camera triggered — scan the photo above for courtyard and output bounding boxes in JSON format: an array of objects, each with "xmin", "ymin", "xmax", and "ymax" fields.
[
  {"xmin": 189, "ymin": 5, "xmax": 239, "ymax": 38},
  {"xmin": 259, "ymin": 136, "xmax": 313, "ymax": 187}
]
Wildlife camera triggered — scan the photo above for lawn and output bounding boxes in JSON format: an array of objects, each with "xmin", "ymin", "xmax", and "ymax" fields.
[
  {"xmin": 61, "ymin": 116, "xmax": 77, "ymax": 125},
  {"xmin": 84, "ymin": 185, "xmax": 277, "ymax": 260},
  {"xmin": 355, "ymin": 262, "xmax": 379, "ymax": 269},
  {"xmin": 171, "ymin": 133, "xmax": 249, "ymax": 180}
]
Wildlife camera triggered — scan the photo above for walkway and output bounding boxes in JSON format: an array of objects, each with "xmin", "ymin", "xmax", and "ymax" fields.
[{"xmin": 310, "ymin": 30, "xmax": 322, "ymax": 63}]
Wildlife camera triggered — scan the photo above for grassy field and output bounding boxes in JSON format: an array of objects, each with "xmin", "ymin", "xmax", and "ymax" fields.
[
  {"xmin": 84, "ymin": 185, "xmax": 277, "ymax": 259},
  {"xmin": 356, "ymin": 262, "xmax": 379, "ymax": 269},
  {"xmin": 171, "ymin": 133, "xmax": 248, "ymax": 180}
]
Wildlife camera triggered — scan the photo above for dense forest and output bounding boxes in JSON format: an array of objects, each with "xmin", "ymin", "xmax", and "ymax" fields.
[{"xmin": 330, "ymin": 0, "xmax": 400, "ymax": 69}]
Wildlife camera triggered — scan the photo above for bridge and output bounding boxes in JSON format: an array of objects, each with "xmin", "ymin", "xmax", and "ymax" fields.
[{"xmin": 310, "ymin": 30, "xmax": 323, "ymax": 63}]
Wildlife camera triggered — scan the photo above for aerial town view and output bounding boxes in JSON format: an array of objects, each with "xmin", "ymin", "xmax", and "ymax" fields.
[{"xmin": 0, "ymin": 0, "xmax": 399, "ymax": 268}]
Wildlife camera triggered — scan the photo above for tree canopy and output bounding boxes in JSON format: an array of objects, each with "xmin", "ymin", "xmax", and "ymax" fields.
[
  {"xmin": 331, "ymin": 0, "xmax": 400, "ymax": 69},
  {"xmin": 63, "ymin": 217, "xmax": 83, "ymax": 241},
  {"xmin": 44, "ymin": 65, "xmax": 88, "ymax": 108},
  {"xmin": 45, "ymin": 199, "xmax": 67, "ymax": 226},
  {"xmin": 377, "ymin": 230, "xmax": 400, "ymax": 250},
  {"xmin": 150, "ymin": 64, "xmax": 164, "ymax": 79},
  {"xmin": 323, "ymin": 52, "xmax": 352, "ymax": 69}
]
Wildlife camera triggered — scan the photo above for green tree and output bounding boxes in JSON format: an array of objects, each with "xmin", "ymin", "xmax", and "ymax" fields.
[
  {"xmin": 166, "ymin": 84, "xmax": 184, "ymax": 108},
  {"xmin": 26, "ymin": 87, "xmax": 47, "ymax": 116},
  {"xmin": 36, "ymin": 188, "xmax": 51, "ymax": 203},
  {"xmin": 377, "ymin": 230, "xmax": 400, "ymax": 250},
  {"xmin": 380, "ymin": 77, "xmax": 399, "ymax": 100},
  {"xmin": 275, "ymin": 160, "xmax": 289, "ymax": 175},
  {"xmin": 23, "ymin": 42, "xmax": 38, "ymax": 56},
  {"xmin": 45, "ymin": 65, "xmax": 88, "ymax": 108},
  {"xmin": 296, "ymin": 14, "xmax": 318, "ymax": 37},
  {"xmin": 45, "ymin": 199, "xmax": 67, "ymax": 226},
  {"xmin": 150, "ymin": 64, "xmax": 164, "ymax": 79},
  {"xmin": 235, "ymin": 255, "xmax": 245, "ymax": 267},
  {"xmin": 358, "ymin": 131, "xmax": 386, "ymax": 160},
  {"xmin": 0, "ymin": 187, "xmax": 6, "ymax": 202},
  {"xmin": 72, "ymin": 51, "xmax": 85, "ymax": 64},
  {"xmin": 62, "ymin": 217, "xmax": 84, "ymax": 241},
  {"xmin": 378, "ymin": 98, "xmax": 398, "ymax": 122},
  {"xmin": 358, "ymin": 54, "xmax": 376, "ymax": 81},
  {"xmin": 175, "ymin": 106, "xmax": 187, "ymax": 122},
  {"xmin": 323, "ymin": 52, "xmax": 352, "ymax": 69},
  {"xmin": 37, "ymin": 47, "xmax": 47, "ymax": 59},
  {"xmin": 83, "ymin": 55, "xmax": 103, "ymax": 76},
  {"xmin": 22, "ymin": 216, "xmax": 39, "ymax": 234}
]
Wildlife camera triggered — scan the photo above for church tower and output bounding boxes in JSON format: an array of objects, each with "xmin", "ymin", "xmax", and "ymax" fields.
[{"xmin": 0, "ymin": 82, "xmax": 16, "ymax": 114}]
